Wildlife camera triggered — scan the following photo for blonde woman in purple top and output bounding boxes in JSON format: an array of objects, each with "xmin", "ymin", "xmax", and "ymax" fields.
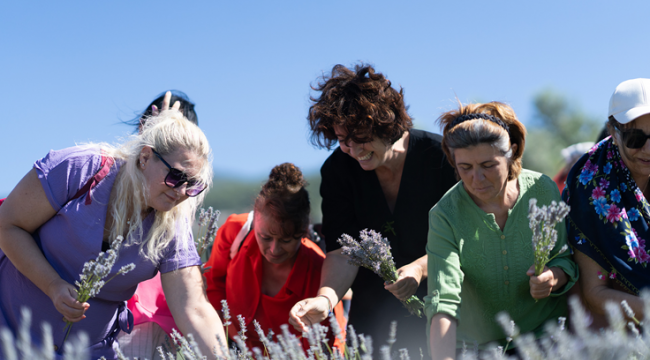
[{"xmin": 0, "ymin": 108, "xmax": 225, "ymax": 359}]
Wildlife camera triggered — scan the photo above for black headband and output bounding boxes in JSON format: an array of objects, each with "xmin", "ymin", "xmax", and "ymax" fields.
[{"xmin": 450, "ymin": 113, "xmax": 510, "ymax": 133}]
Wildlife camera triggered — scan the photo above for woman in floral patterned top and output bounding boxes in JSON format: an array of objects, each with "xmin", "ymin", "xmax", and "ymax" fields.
[{"xmin": 565, "ymin": 78, "xmax": 650, "ymax": 323}]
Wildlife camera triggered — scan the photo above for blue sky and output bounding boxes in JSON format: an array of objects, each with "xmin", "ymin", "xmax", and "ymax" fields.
[{"xmin": 1, "ymin": 1, "xmax": 649, "ymax": 197}]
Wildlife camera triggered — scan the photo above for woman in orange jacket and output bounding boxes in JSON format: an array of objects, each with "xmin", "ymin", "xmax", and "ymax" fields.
[{"xmin": 205, "ymin": 163, "xmax": 346, "ymax": 351}]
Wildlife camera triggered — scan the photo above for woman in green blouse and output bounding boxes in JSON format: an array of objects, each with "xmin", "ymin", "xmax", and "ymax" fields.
[{"xmin": 425, "ymin": 102, "xmax": 578, "ymax": 359}]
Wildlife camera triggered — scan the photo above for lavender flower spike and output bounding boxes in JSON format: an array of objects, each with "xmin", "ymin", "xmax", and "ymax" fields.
[
  {"xmin": 338, "ymin": 229, "xmax": 424, "ymax": 317},
  {"xmin": 528, "ymin": 198, "xmax": 571, "ymax": 276},
  {"xmin": 63, "ymin": 235, "xmax": 135, "ymax": 343}
]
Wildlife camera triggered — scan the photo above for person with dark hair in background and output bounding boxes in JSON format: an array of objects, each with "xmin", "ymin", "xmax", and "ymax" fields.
[
  {"xmin": 566, "ymin": 78, "xmax": 650, "ymax": 327},
  {"xmin": 289, "ymin": 64, "xmax": 457, "ymax": 353},
  {"xmin": 125, "ymin": 90, "xmax": 198, "ymax": 130},
  {"xmin": 205, "ymin": 163, "xmax": 347, "ymax": 351},
  {"xmin": 427, "ymin": 102, "xmax": 577, "ymax": 359}
]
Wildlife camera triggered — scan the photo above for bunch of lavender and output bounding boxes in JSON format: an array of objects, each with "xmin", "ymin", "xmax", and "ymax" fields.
[
  {"xmin": 196, "ymin": 207, "xmax": 221, "ymax": 259},
  {"xmin": 338, "ymin": 229, "xmax": 424, "ymax": 317},
  {"xmin": 528, "ymin": 199, "xmax": 570, "ymax": 276},
  {"xmin": 63, "ymin": 235, "xmax": 135, "ymax": 342}
]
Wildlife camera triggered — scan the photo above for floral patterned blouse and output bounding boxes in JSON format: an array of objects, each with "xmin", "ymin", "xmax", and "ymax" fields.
[{"xmin": 565, "ymin": 137, "xmax": 650, "ymax": 294}]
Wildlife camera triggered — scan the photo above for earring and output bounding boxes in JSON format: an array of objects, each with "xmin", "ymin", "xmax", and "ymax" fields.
[{"xmin": 140, "ymin": 162, "xmax": 145, "ymax": 168}]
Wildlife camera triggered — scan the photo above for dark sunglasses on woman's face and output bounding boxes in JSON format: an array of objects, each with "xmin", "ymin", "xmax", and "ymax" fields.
[
  {"xmin": 151, "ymin": 149, "xmax": 206, "ymax": 197},
  {"xmin": 614, "ymin": 125, "xmax": 650, "ymax": 149}
]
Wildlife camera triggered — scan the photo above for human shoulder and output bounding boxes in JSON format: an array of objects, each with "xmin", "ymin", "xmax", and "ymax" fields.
[
  {"xmin": 299, "ymin": 238, "xmax": 326, "ymax": 262},
  {"xmin": 407, "ymin": 129, "xmax": 452, "ymax": 172},
  {"xmin": 408, "ymin": 129, "xmax": 444, "ymax": 153},
  {"xmin": 409, "ymin": 129, "xmax": 443, "ymax": 144},
  {"xmin": 34, "ymin": 145, "xmax": 104, "ymax": 174},
  {"xmin": 429, "ymin": 181, "xmax": 466, "ymax": 218},
  {"xmin": 321, "ymin": 147, "xmax": 354, "ymax": 173},
  {"xmin": 519, "ymin": 169, "xmax": 559, "ymax": 193},
  {"xmin": 519, "ymin": 169, "xmax": 560, "ymax": 200},
  {"xmin": 221, "ymin": 213, "xmax": 251, "ymax": 236}
]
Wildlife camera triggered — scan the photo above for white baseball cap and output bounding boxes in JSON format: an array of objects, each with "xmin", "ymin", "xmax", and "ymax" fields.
[{"xmin": 608, "ymin": 78, "xmax": 650, "ymax": 124}]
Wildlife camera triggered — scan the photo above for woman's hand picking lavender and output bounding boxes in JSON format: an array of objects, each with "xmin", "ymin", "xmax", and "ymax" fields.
[
  {"xmin": 63, "ymin": 236, "xmax": 135, "ymax": 342},
  {"xmin": 288, "ymin": 296, "xmax": 332, "ymax": 332},
  {"xmin": 48, "ymin": 279, "xmax": 89, "ymax": 323}
]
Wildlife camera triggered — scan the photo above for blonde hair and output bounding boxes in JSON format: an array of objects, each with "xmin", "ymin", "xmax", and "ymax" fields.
[
  {"xmin": 100, "ymin": 110, "xmax": 212, "ymax": 263},
  {"xmin": 437, "ymin": 101, "xmax": 526, "ymax": 181}
]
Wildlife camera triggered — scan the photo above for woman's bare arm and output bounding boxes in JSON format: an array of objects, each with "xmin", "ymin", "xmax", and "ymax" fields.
[
  {"xmin": 574, "ymin": 249, "xmax": 644, "ymax": 319},
  {"xmin": 162, "ymin": 266, "xmax": 226, "ymax": 356},
  {"xmin": 430, "ymin": 313, "xmax": 457, "ymax": 360},
  {"xmin": 289, "ymin": 248, "xmax": 358, "ymax": 332},
  {"xmin": 0, "ymin": 169, "xmax": 87, "ymax": 322}
]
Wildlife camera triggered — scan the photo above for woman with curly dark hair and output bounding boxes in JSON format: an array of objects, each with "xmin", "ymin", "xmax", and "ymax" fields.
[{"xmin": 289, "ymin": 64, "xmax": 457, "ymax": 353}]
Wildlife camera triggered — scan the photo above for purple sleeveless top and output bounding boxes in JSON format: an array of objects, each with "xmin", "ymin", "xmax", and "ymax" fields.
[{"xmin": 0, "ymin": 146, "xmax": 201, "ymax": 359}]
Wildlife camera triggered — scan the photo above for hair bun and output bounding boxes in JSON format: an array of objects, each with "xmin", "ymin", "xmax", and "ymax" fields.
[{"xmin": 264, "ymin": 163, "xmax": 306, "ymax": 193}]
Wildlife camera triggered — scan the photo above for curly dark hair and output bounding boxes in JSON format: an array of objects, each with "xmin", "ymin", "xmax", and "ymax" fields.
[
  {"xmin": 308, "ymin": 64, "xmax": 413, "ymax": 149},
  {"xmin": 254, "ymin": 163, "xmax": 310, "ymax": 239}
]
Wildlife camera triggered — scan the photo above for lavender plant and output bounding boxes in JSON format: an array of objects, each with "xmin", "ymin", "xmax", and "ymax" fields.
[
  {"xmin": 196, "ymin": 207, "xmax": 221, "ymax": 259},
  {"xmin": 338, "ymin": 229, "xmax": 424, "ymax": 317},
  {"xmin": 221, "ymin": 299, "xmax": 232, "ymax": 340},
  {"xmin": 12, "ymin": 292, "xmax": 650, "ymax": 360},
  {"xmin": 63, "ymin": 235, "xmax": 136, "ymax": 342},
  {"xmin": 0, "ymin": 308, "xmax": 89, "ymax": 360},
  {"xmin": 458, "ymin": 292, "xmax": 650, "ymax": 360},
  {"xmin": 528, "ymin": 199, "xmax": 570, "ymax": 276}
]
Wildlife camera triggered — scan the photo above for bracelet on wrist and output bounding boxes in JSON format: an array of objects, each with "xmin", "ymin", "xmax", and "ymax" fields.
[{"xmin": 317, "ymin": 294, "xmax": 333, "ymax": 315}]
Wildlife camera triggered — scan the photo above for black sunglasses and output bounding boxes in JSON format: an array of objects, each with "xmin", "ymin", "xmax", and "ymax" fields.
[
  {"xmin": 614, "ymin": 125, "xmax": 650, "ymax": 149},
  {"xmin": 151, "ymin": 149, "xmax": 206, "ymax": 197}
]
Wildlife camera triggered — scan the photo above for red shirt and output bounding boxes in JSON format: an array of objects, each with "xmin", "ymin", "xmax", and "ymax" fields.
[{"xmin": 205, "ymin": 213, "xmax": 346, "ymax": 350}]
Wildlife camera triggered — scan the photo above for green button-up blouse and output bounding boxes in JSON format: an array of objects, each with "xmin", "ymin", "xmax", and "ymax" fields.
[{"xmin": 425, "ymin": 169, "xmax": 578, "ymax": 349}]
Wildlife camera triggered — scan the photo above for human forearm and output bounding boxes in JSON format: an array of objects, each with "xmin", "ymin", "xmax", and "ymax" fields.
[
  {"xmin": 318, "ymin": 249, "xmax": 359, "ymax": 304},
  {"xmin": 429, "ymin": 313, "xmax": 457, "ymax": 360},
  {"xmin": 288, "ymin": 249, "xmax": 359, "ymax": 332},
  {"xmin": 408, "ymin": 254, "xmax": 428, "ymax": 280},
  {"xmin": 163, "ymin": 266, "xmax": 227, "ymax": 356},
  {"xmin": 0, "ymin": 170, "xmax": 86, "ymax": 322},
  {"xmin": 0, "ymin": 225, "xmax": 64, "ymax": 297},
  {"xmin": 574, "ymin": 250, "xmax": 644, "ymax": 319},
  {"xmin": 175, "ymin": 301, "xmax": 226, "ymax": 356},
  {"xmin": 586, "ymin": 284, "xmax": 644, "ymax": 319}
]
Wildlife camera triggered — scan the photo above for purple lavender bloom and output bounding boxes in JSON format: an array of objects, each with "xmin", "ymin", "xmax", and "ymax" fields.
[{"xmin": 338, "ymin": 229, "xmax": 424, "ymax": 317}]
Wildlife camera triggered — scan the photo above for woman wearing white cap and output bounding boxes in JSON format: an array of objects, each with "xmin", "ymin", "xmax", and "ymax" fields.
[{"xmin": 564, "ymin": 78, "xmax": 650, "ymax": 323}]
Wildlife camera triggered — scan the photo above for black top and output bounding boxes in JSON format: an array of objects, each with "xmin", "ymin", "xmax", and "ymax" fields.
[{"xmin": 320, "ymin": 129, "xmax": 458, "ymax": 352}]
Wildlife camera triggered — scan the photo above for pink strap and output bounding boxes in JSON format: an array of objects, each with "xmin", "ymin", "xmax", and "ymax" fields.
[
  {"xmin": 0, "ymin": 155, "xmax": 113, "ymax": 208},
  {"xmin": 71, "ymin": 155, "xmax": 115, "ymax": 205}
]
